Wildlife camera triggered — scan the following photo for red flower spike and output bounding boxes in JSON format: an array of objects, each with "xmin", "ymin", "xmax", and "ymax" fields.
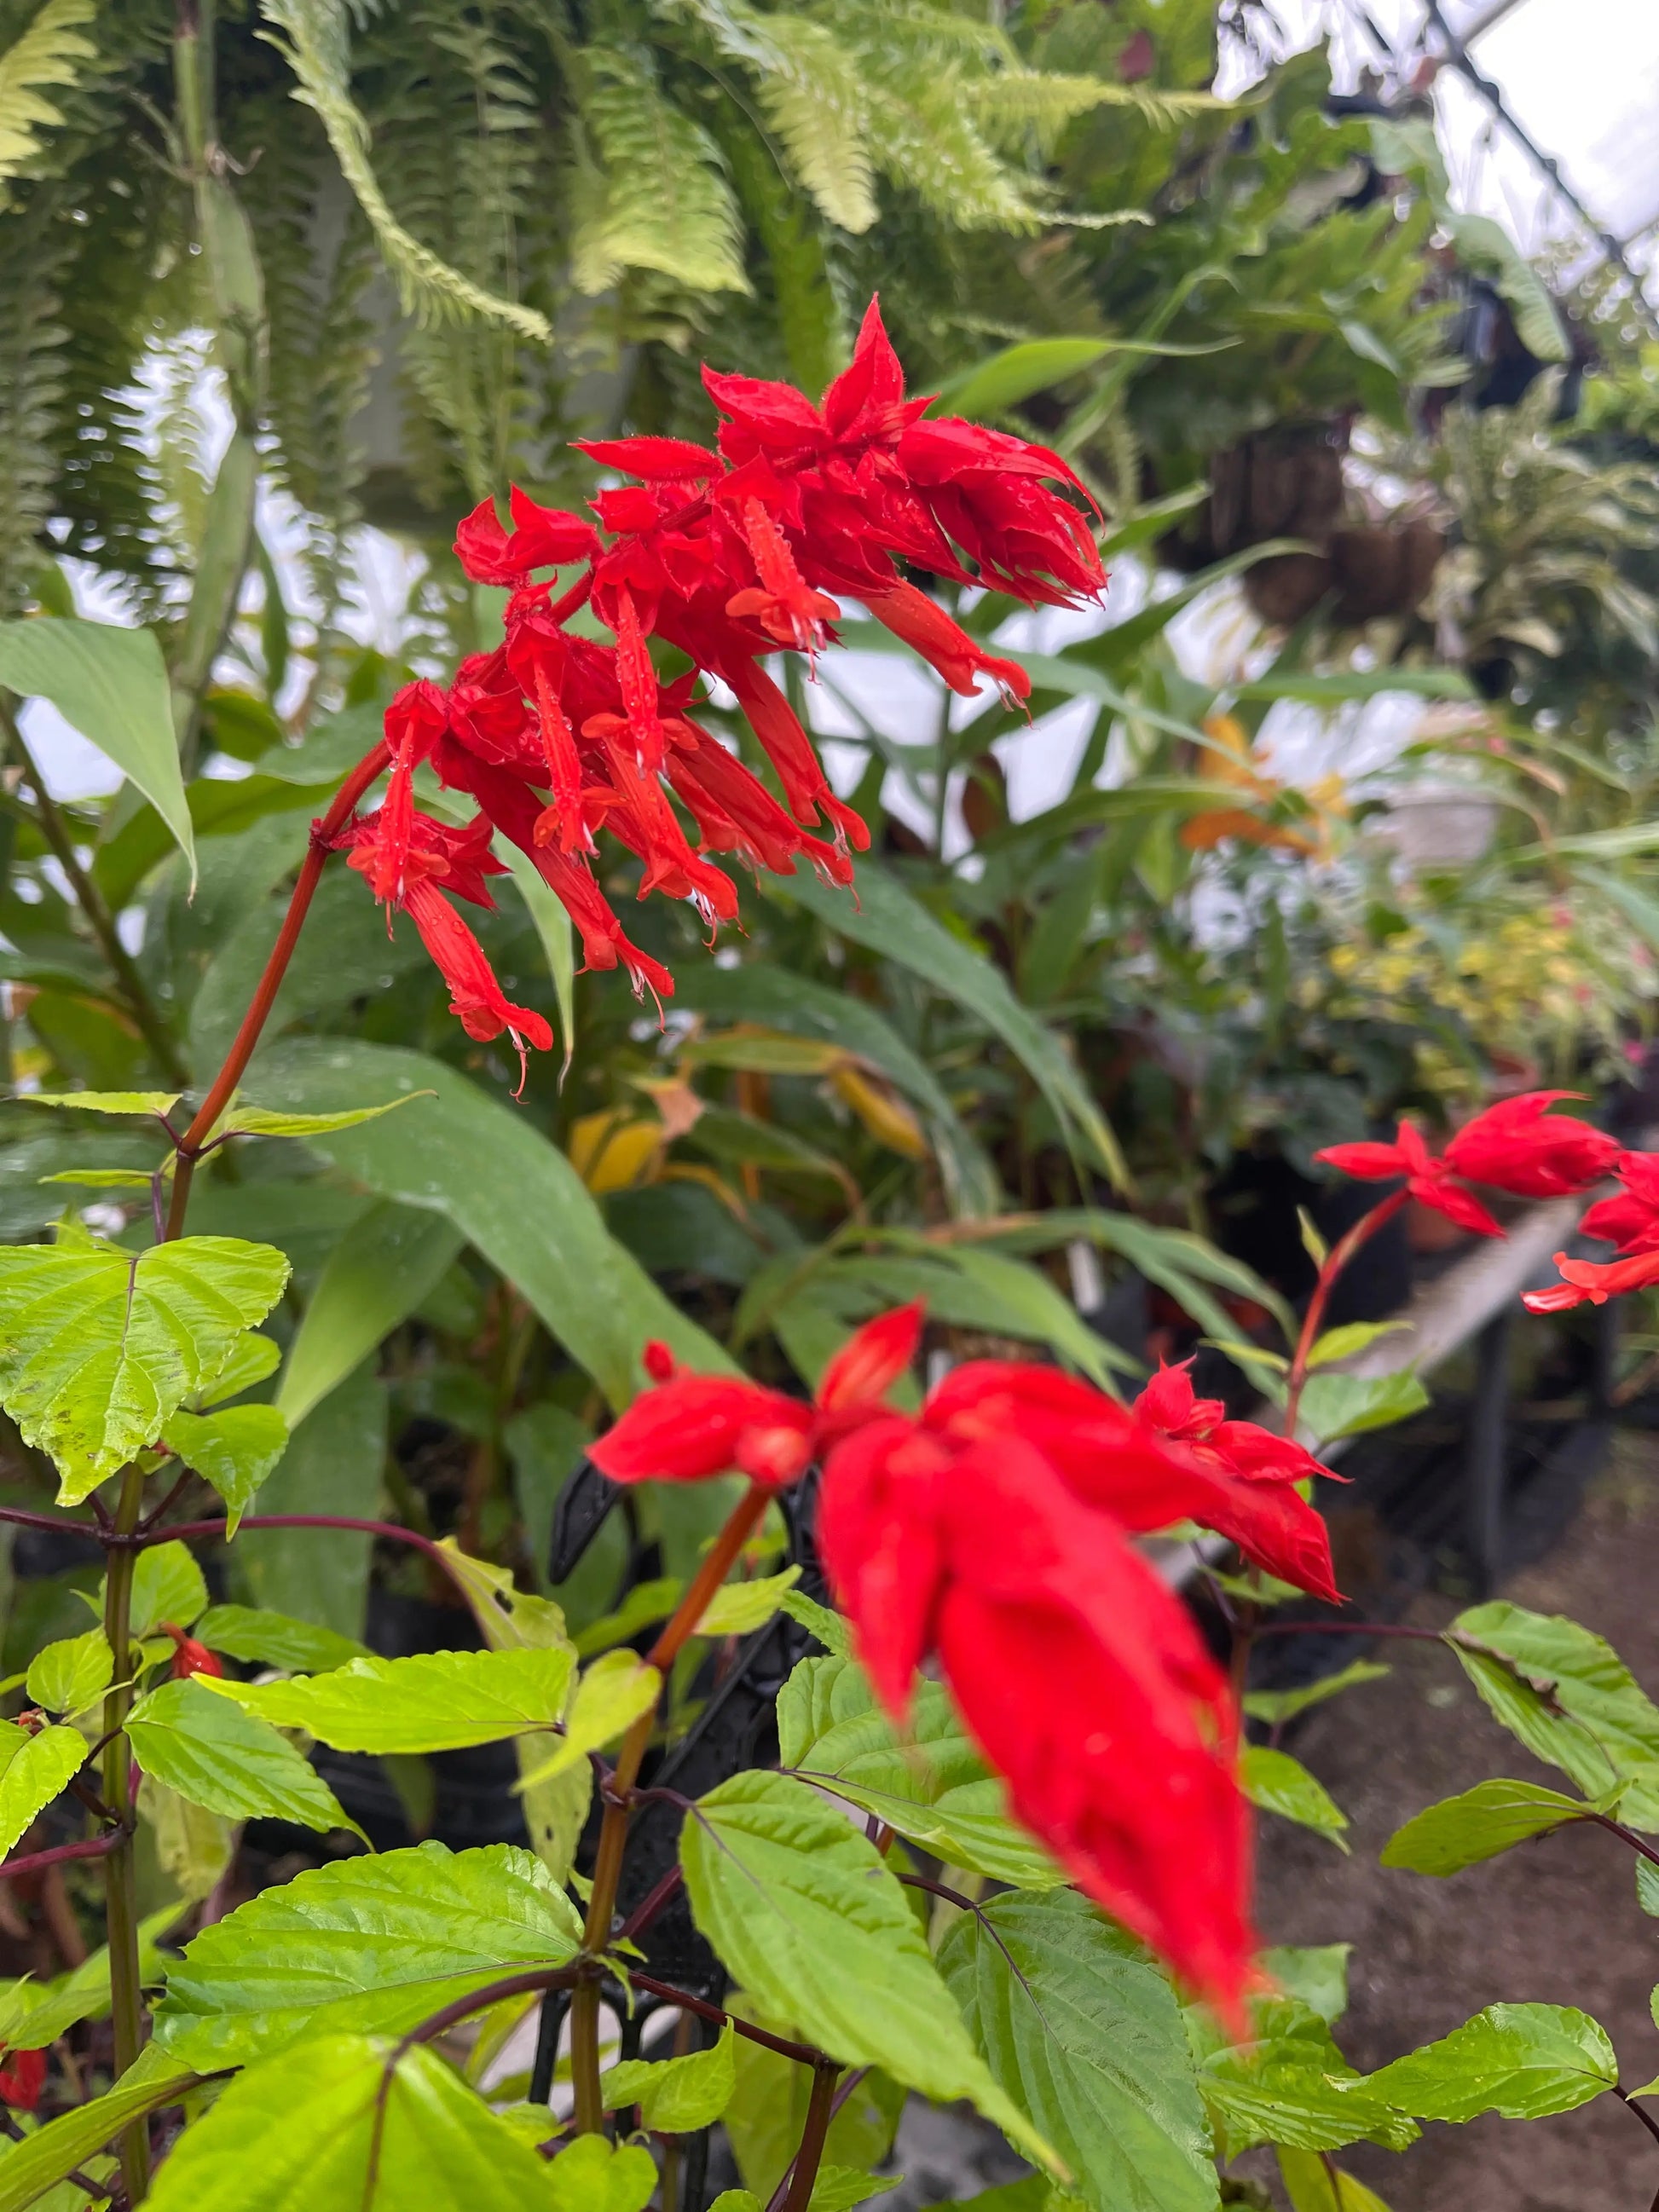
[
  {"xmin": 727, "ymin": 661, "xmax": 870, "ymax": 852},
  {"xmin": 574, "ymin": 436, "xmax": 723, "ymax": 482},
  {"xmin": 816, "ymin": 1413, "xmax": 952, "ymax": 1714},
  {"xmin": 164, "ymin": 1623, "xmax": 223, "ymax": 1680},
  {"xmin": 1442, "ymin": 1092, "xmax": 1620, "ymax": 1198},
  {"xmin": 0, "ymin": 2048, "xmax": 46, "ymax": 2111},
  {"xmin": 1317, "ymin": 1121, "xmax": 1504, "ymax": 1239},
  {"xmin": 402, "ymin": 880, "xmax": 553, "ymax": 1080},
  {"xmin": 529, "ymin": 661, "xmax": 591, "ymax": 858}
]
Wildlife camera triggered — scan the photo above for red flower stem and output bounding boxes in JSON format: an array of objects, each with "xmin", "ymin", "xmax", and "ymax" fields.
[
  {"xmin": 142, "ymin": 1513, "xmax": 465, "ymax": 1584},
  {"xmin": 569, "ymin": 1481, "xmax": 772, "ymax": 2133},
  {"xmin": 0, "ymin": 1828, "xmax": 127, "ymax": 1883},
  {"xmin": 1282, "ymin": 1187, "xmax": 1410, "ymax": 1435},
  {"xmin": 164, "ymin": 740, "xmax": 390, "ymax": 1239}
]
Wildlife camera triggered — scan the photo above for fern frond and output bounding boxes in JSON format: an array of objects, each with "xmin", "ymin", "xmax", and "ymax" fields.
[
  {"xmin": 864, "ymin": 65, "xmax": 1046, "ymax": 232},
  {"xmin": 0, "ymin": 0, "xmax": 93, "ymax": 198},
  {"xmin": 571, "ymin": 45, "xmax": 749, "ymax": 297},
  {"xmin": 257, "ymin": 0, "xmax": 552, "ymax": 344},
  {"xmin": 0, "ymin": 189, "xmax": 67, "ymax": 610},
  {"xmin": 966, "ymin": 72, "xmax": 1226, "ymax": 152}
]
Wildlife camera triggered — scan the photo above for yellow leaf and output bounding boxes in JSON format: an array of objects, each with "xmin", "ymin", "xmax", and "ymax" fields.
[
  {"xmin": 568, "ymin": 1112, "xmax": 663, "ymax": 1194},
  {"xmin": 830, "ymin": 1064, "xmax": 928, "ymax": 1159}
]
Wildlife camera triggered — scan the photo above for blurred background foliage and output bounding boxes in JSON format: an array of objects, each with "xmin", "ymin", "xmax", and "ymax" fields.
[{"xmin": 3, "ymin": 0, "xmax": 1659, "ymax": 1656}]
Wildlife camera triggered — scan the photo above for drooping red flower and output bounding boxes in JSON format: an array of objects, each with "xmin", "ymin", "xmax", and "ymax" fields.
[
  {"xmin": 1441, "ymin": 1092, "xmax": 1619, "ymax": 1198},
  {"xmin": 164, "ymin": 1624, "xmax": 223, "ymax": 1681},
  {"xmin": 0, "ymin": 2047, "xmax": 46, "ymax": 2111},
  {"xmin": 1523, "ymin": 1246, "xmax": 1659, "ymax": 1314}
]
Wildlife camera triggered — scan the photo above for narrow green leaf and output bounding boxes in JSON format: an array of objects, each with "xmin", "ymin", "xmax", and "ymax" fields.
[
  {"xmin": 275, "ymin": 1199, "xmax": 464, "ymax": 1430},
  {"xmin": 1304, "ymin": 1321, "xmax": 1412, "ymax": 1370},
  {"xmin": 19, "ymin": 1092, "xmax": 180, "ymax": 1118},
  {"xmin": 601, "ymin": 2023, "xmax": 737, "ymax": 2132},
  {"xmin": 24, "ymin": 1629, "xmax": 112, "ymax": 1718},
  {"xmin": 1240, "ymin": 1747, "xmax": 1349, "ymax": 1850},
  {"xmin": 515, "ymin": 1651, "xmax": 659, "ymax": 1789},
  {"xmin": 219, "ymin": 1095, "xmax": 430, "ymax": 1140},
  {"xmin": 0, "ymin": 618, "xmax": 195, "ymax": 880},
  {"xmin": 194, "ymin": 1604, "xmax": 372, "ymax": 1675},
  {"xmin": 160, "ymin": 1403, "xmax": 288, "ymax": 1534},
  {"xmin": 241, "ymin": 1364, "xmax": 384, "ymax": 1640},
  {"xmin": 0, "ymin": 1724, "xmax": 86, "ymax": 1857},
  {"xmin": 1243, "ymin": 1662, "xmax": 1390, "ymax": 1728},
  {"xmin": 0, "ymin": 2048, "xmax": 196, "ymax": 2212},
  {"xmin": 938, "ymin": 1889, "xmax": 1218, "ymax": 2212},
  {"xmin": 1380, "ymin": 1778, "xmax": 1606, "ymax": 1877},
  {"xmin": 153, "ymin": 1841, "xmax": 582, "ymax": 2067},
  {"xmin": 1367, "ymin": 2003, "xmax": 1617, "ymax": 2122},
  {"xmin": 680, "ymin": 1770, "xmax": 1058, "ymax": 2170},
  {"xmin": 0, "ymin": 1906, "xmax": 182, "ymax": 2053},
  {"xmin": 200, "ymin": 1646, "xmax": 574, "ymax": 1753},
  {"xmin": 126, "ymin": 1678, "xmax": 356, "ymax": 1836}
]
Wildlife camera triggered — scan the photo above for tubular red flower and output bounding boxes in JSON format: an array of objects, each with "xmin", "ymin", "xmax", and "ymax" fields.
[
  {"xmin": 1442, "ymin": 1091, "xmax": 1620, "ymax": 1198},
  {"xmin": 1581, "ymin": 1150, "xmax": 1659, "ymax": 1254},
  {"xmin": 861, "ymin": 582, "xmax": 1032, "ymax": 706},
  {"xmin": 1523, "ymin": 1247, "xmax": 1659, "ymax": 1314},
  {"xmin": 590, "ymin": 1374, "xmax": 814, "ymax": 1487},
  {"xmin": 0, "ymin": 2048, "xmax": 46, "ymax": 2111},
  {"xmin": 1317, "ymin": 1121, "xmax": 1504, "ymax": 1239},
  {"xmin": 165, "ymin": 1623, "xmax": 224, "ymax": 1680}
]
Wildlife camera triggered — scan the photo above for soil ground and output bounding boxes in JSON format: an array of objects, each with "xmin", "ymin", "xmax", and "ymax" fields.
[{"xmin": 1246, "ymin": 1427, "xmax": 1659, "ymax": 2212}]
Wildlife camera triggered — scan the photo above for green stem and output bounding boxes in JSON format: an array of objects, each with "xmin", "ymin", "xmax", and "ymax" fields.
[
  {"xmin": 101, "ymin": 1464, "xmax": 150, "ymax": 2202},
  {"xmin": 0, "ymin": 707, "xmax": 189, "ymax": 1086},
  {"xmin": 568, "ymin": 1481, "xmax": 772, "ymax": 2131}
]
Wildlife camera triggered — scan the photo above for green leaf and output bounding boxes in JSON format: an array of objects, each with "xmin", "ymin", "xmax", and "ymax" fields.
[
  {"xmin": 126, "ymin": 1678, "xmax": 356, "ymax": 1836},
  {"xmin": 722, "ymin": 2014, "xmax": 903, "ymax": 2199},
  {"xmin": 934, "ymin": 336, "xmax": 1230, "ymax": 419},
  {"xmin": 159, "ymin": 1403, "xmax": 288, "ymax": 1534},
  {"xmin": 250, "ymin": 1039, "xmax": 734, "ymax": 1406},
  {"xmin": 142, "ymin": 2031, "xmax": 558, "ymax": 2212},
  {"xmin": 937, "ymin": 1889, "xmax": 1218, "ymax": 2212},
  {"xmin": 153, "ymin": 1840, "xmax": 582, "ymax": 2067},
  {"xmin": 275, "ymin": 1201, "xmax": 465, "ymax": 1432},
  {"xmin": 810, "ymin": 2173, "xmax": 896, "ymax": 2212},
  {"xmin": 1380, "ymin": 1778, "xmax": 1607, "ymax": 1877},
  {"xmin": 0, "ymin": 619, "xmax": 194, "ymax": 881},
  {"xmin": 515, "ymin": 1650, "xmax": 659, "ymax": 1788},
  {"xmin": 1240, "ymin": 1747, "xmax": 1349, "ymax": 1850},
  {"xmin": 0, "ymin": 2048, "xmax": 196, "ymax": 2212},
  {"xmin": 1296, "ymin": 1372, "xmax": 1428, "ymax": 1445},
  {"xmin": 217, "ymin": 1094, "xmax": 430, "ymax": 1141},
  {"xmin": 698, "ymin": 1566, "xmax": 801, "ymax": 1637},
  {"xmin": 544, "ymin": 2135, "xmax": 657, "ymax": 2212},
  {"xmin": 18, "ymin": 1092, "xmax": 180, "ymax": 1118},
  {"xmin": 200, "ymin": 1646, "xmax": 574, "ymax": 1753},
  {"xmin": 0, "ymin": 1906, "xmax": 182, "ymax": 2053},
  {"xmin": 680, "ymin": 1770, "xmax": 1056, "ymax": 2169},
  {"xmin": 601, "ymin": 2023, "xmax": 737, "ymax": 2132},
  {"xmin": 194, "ymin": 1604, "xmax": 372, "ymax": 1675},
  {"xmin": 573, "ymin": 1575, "xmax": 682, "ymax": 1660},
  {"xmin": 143, "ymin": 1778, "xmax": 236, "ymax": 1903},
  {"xmin": 779, "ymin": 1589, "xmax": 851, "ymax": 1657},
  {"xmin": 1367, "ymin": 2002, "xmax": 1617, "ymax": 2122},
  {"xmin": 0, "ymin": 1234, "xmax": 290, "ymax": 1503},
  {"xmin": 1449, "ymin": 1602, "xmax": 1659, "ymax": 1822},
  {"xmin": 1243, "ymin": 1662, "xmax": 1390, "ymax": 1728},
  {"xmin": 1232, "ymin": 668, "xmax": 1472, "ymax": 704},
  {"xmin": 195, "ymin": 1331, "xmax": 280, "ymax": 1407},
  {"xmin": 121, "ymin": 1540, "xmax": 209, "ymax": 1641},
  {"xmin": 1639, "ymin": 1858, "xmax": 1659, "ymax": 1919},
  {"xmin": 1199, "ymin": 2004, "xmax": 1418, "ymax": 2157},
  {"xmin": 0, "ymin": 0, "xmax": 95, "ymax": 188},
  {"xmin": 1276, "ymin": 2147, "xmax": 1393, "ymax": 2212},
  {"xmin": 241, "ymin": 1364, "xmax": 384, "ymax": 1640},
  {"xmin": 777, "ymin": 860, "xmax": 1129, "ymax": 1193},
  {"xmin": 24, "ymin": 1629, "xmax": 111, "ymax": 1718},
  {"xmin": 1260, "ymin": 1945, "xmax": 1350, "ymax": 2027},
  {"xmin": 777, "ymin": 1653, "xmax": 1060, "ymax": 1888},
  {"xmin": 0, "ymin": 1724, "xmax": 85, "ymax": 1857},
  {"xmin": 1304, "ymin": 1322, "xmax": 1412, "ymax": 1370}
]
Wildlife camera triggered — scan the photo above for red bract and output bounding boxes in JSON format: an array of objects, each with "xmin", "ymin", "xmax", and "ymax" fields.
[
  {"xmin": 338, "ymin": 300, "xmax": 1104, "ymax": 1079},
  {"xmin": 592, "ymin": 1308, "xmax": 1347, "ymax": 2013},
  {"xmin": 1316, "ymin": 1118, "xmax": 1503, "ymax": 1237},
  {"xmin": 164, "ymin": 1623, "xmax": 223, "ymax": 1680},
  {"xmin": 0, "ymin": 2047, "xmax": 45, "ymax": 2111},
  {"xmin": 1319, "ymin": 1092, "xmax": 1618, "ymax": 1239},
  {"xmin": 1578, "ymin": 1149, "xmax": 1659, "ymax": 1256}
]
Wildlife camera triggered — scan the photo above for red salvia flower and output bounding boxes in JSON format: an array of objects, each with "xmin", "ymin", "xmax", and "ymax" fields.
[
  {"xmin": 0, "ymin": 2048, "xmax": 46, "ymax": 2111},
  {"xmin": 592, "ymin": 1305, "xmax": 1347, "ymax": 2015},
  {"xmin": 342, "ymin": 300, "xmax": 1104, "ymax": 1080},
  {"xmin": 1441, "ymin": 1091, "xmax": 1620, "ymax": 1198},
  {"xmin": 164, "ymin": 1623, "xmax": 223, "ymax": 1680},
  {"xmin": 1316, "ymin": 1119, "xmax": 1504, "ymax": 1238},
  {"xmin": 1580, "ymin": 1150, "xmax": 1659, "ymax": 1255}
]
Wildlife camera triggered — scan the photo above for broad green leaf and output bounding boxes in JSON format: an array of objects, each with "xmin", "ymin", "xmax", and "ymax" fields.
[
  {"xmin": 1296, "ymin": 1372, "xmax": 1428, "ymax": 1445},
  {"xmin": 938, "ymin": 1889, "xmax": 1218, "ymax": 2212},
  {"xmin": 24, "ymin": 1630, "xmax": 111, "ymax": 1718},
  {"xmin": 143, "ymin": 1777, "xmax": 236, "ymax": 1902},
  {"xmin": 699, "ymin": 1566, "xmax": 801, "ymax": 1637},
  {"xmin": 241, "ymin": 1364, "xmax": 384, "ymax": 1640},
  {"xmin": 1304, "ymin": 1321, "xmax": 1412, "ymax": 1369},
  {"xmin": 19, "ymin": 1092, "xmax": 181, "ymax": 1118},
  {"xmin": 779, "ymin": 1588, "xmax": 852, "ymax": 1655},
  {"xmin": 217, "ymin": 1095, "xmax": 429, "ymax": 1141},
  {"xmin": 275, "ymin": 1199, "xmax": 465, "ymax": 1429},
  {"xmin": 0, "ymin": 617, "xmax": 195, "ymax": 879},
  {"xmin": 1199, "ymin": 2003, "xmax": 1418, "ymax": 2157},
  {"xmin": 143, "ymin": 2032, "xmax": 557, "ymax": 2212},
  {"xmin": 251, "ymin": 1039, "xmax": 734, "ymax": 1405},
  {"xmin": 1450, "ymin": 1602, "xmax": 1659, "ymax": 1821},
  {"xmin": 777, "ymin": 860, "xmax": 1128, "ymax": 1193},
  {"xmin": 1380, "ymin": 1778, "xmax": 1606, "ymax": 1877},
  {"xmin": 0, "ymin": 2047, "xmax": 196, "ymax": 2212},
  {"xmin": 680, "ymin": 1770, "xmax": 1056, "ymax": 2169},
  {"xmin": 777, "ymin": 1653, "xmax": 1060, "ymax": 1888},
  {"xmin": 1276, "ymin": 2147, "xmax": 1392, "ymax": 2212},
  {"xmin": 544, "ymin": 2135, "xmax": 657, "ymax": 2212},
  {"xmin": 0, "ymin": 1724, "xmax": 86, "ymax": 1857},
  {"xmin": 126, "ymin": 1678, "xmax": 356, "ymax": 1836},
  {"xmin": 0, "ymin": 1235, "xmax": 290, "ymax": 1502},
  {"xmin": 601, "ymin": 2023, "xmax": 736, "ymax": 2131},
  {"xmin": 934, "ymin": 338, "xmax": 1233, "ymax": 418},
  {"xmin": 810, "ymin": 2173, "xmax": 896, "ymax": 2212},
  {"xmin": 1243, "ymin": 1662, "xmax": 1390, "ymax": 1728},
  {"xmin": 1367, "ymin": 2003, "xmax": 1617, "ymax": 2122},
  {"xmin": 200, "ymin": 1646, "xmax": 574, "ymax": 1753},
  {"xmin": 1240, "ymin": 1747, "xmax": 1349, "ymax": 1851},
  {"xmin": 196, "ymin": 1331, "xmax": 281, "ymax": 1406},
  {"xmin": 153, "ymin": 1842, "xmax": 582, "ymax": 2067},
  {"xmin": 1260, "ymin": 1945, "xmax": 1350, "ymax": 2027},
  {"xmin": 160, "ymin": 1403, "xmax": 288, "ymax": 1534},
  {"xmin": 516, "ymin": 1651, "xmax": 659, "ymax": 1788},
  {"xmin": 574, "ymin": 1576, "xmax": 682, "ymax": 1659},
  {"xmin": 121, "ymin": 1540, "xmax": 209, "ymax": 1640},
  {"xmin": 194, "ymin": 1604, "xmax": 372, "ymax": 1675}
]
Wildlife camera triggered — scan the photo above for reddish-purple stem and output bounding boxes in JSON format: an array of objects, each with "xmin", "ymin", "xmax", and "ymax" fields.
[{"xmin": 0, "ymin": 1829, "xmax": 127, "ymax": 1883}]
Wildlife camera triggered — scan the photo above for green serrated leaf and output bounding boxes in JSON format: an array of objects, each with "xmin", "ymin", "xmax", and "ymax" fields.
[
  {"xmin": 777, "ymin": 1652, "xmax": 1060, "ymax": 1888},
  {"xmin": 0, "ymin": 1723, "xmax": 86, "ymax": 1857},
  {"xmin": 115, "ymin": 1540, "xmax": 208, "ymax": 1642},
  {"xmin": 194, "ymin": 1331, "xmax": 281, "ymax": 1409},
  {"xmin": 161, "ymin": 1404, "xmax": 288, "ymax": 1534},
  {"xmin": 544, "ymin": 2134, "xmax": 657, "ymax": 2212},
  {"xmin": 1380, "ymin": 1777, "xmax": 1606, "ymax": 1877},
  {"xmin": 0, "ymin": 1235, "xmax": 290, "ymax": 1503},
  {"xmin": 938, "ymin": 1889, "xmax": 1218, "ymax": 2212},
  {"xmin": 153, "ymin": 1840, "xmax": 583, "ymax": 2068},
  {"xmin": 1199, "ymin": 2003, "xmax": 1418, "ymax": 2157},
  {"xmin": 680, "ymin": 1770, "xmax": 1059, "ymax": 2173},
  {"xmin": 601, "ymin": 2022, "xmax": 736, "ymax": 2132},
  {"xmin": 698, "ymin": 1566, "xmax": 801, "ymax": 1637},
  {"xmin": 779, "ymin": 1589, "xmax": 852, "ymax": 1656},
  {"xmin": 194, "ymin": 1604, "xmax": 371, "ymax": 1675},
  {"xmin": 516, "ymin": 1650, "xmax": 659, "ymax": 1790},
  {"xmin": 126, "ymin": 1678, "xmax": 357, "ymax": 1837},
  {"xmin": 199, "ymin": 1646, "xmax": 574, "ymax": 1753},
  {"xmin": 1242, "ymin": 1662, "xmax": 1390, "ymax": 1728},
  {"xmin": 24, "ymin": 1628, "xmax": 112, "ymax": 1718},
  {"xmin": 1240, "ymin": 1747, "xmax": 1349, "ymax": 1851},
  {"xmin": 1367, "ymin": 2002, "xmax": 1617, "ymax": 2122},
  {"xmin": 142, "ymin": 1776, "xmax": 237, "ymax": 1902}
]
